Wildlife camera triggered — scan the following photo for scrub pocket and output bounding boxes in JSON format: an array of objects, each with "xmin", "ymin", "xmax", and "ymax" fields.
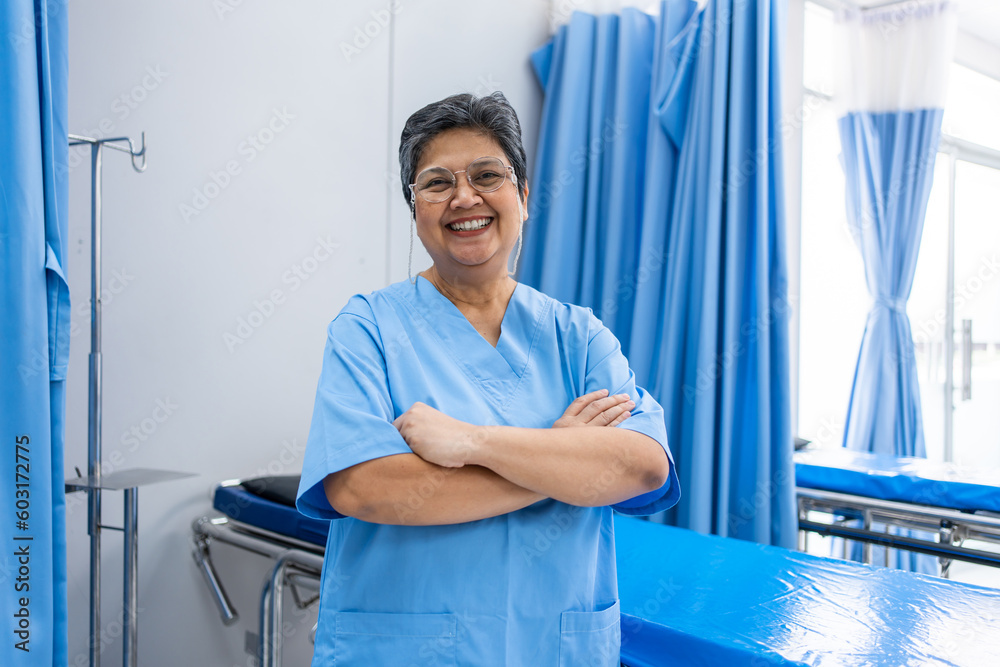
[
  {"xmin": 558, "ymin": 600, "xmax": 621, "ymax": 667},
  {"xmin": 332, "ymin": 611, "xmax": 457, "ymax": 666}
]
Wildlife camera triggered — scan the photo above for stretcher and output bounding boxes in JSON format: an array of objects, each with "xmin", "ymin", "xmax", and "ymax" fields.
[
  {"xmin": 794, "ymin": 448, "xmax": 1000, "ymax": 574},
  {"xmin": 193, "ymin": 475, "xmax": 1000, "ymax": 666}
]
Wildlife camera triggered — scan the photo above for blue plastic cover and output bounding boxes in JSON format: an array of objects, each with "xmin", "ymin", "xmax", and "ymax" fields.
[
  {"xmin": 616, "ymin": 515, "xmax": 1000, "ymax": 666},
  {"xmin": 795, "ymin": 447, "xmax": 1000, "ymax": 512}
]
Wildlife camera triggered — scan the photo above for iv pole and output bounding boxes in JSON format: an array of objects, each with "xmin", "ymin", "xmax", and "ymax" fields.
[
  {"xmin": 65, "ymin": 133, "xmax": 191, "ymax": 667},
  {"xmin": 69, "ymin": 133, "xmax": 146, "ymax": 667}
]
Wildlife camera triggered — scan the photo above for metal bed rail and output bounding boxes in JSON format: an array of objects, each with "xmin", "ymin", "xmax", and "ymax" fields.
[
  {"xmin": 796, "ymin": 487, "xmax": 1000, "ymax": 574},
  {"xmin": 191, "ymin": 517, "xmax": 324, "ymax": 667}
]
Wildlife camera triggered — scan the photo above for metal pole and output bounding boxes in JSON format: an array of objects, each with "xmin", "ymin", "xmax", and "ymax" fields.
[
  {"xmin": 123, "ymin": 488, "xmax": 138, "ymax": 667},
  {"xmin": 259, "ymin": 578, "xmax": 274, "ymax": 667},
  {"xmin": 944, "ymin": 153, "xmax": 956, "ymax": 462},
  {"xmin": 88, "ymin": 142, "xmax": 104, "ymax": 667},
  {"xmin": 268, "ymin": 556, "xmax": 288, "ymax": 667}
]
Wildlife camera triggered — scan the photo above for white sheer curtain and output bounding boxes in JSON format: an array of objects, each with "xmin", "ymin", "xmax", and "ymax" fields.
[{"xmin": 834, "ymin": 1, "xmax": 957, "ymax": 114}]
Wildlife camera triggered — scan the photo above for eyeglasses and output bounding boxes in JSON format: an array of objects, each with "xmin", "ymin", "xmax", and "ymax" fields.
[{"xmin": 409, "ymin": 156, "xmax": 516, "ymax": 204}]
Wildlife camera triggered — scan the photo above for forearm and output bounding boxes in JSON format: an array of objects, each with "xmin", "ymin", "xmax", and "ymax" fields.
[
  {"xmin": 324, "ymin": 453, "xmax": 544, "ymax": 526},
  {"xmin": 467, "ymin": 426, "xmax": 669, "ymax": 507}
]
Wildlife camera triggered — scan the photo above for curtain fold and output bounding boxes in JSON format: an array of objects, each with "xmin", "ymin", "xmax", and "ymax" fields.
[
  {"xmin": 523, "ymin": 0, "xmax": 795, "ymax": 548},
  {"xmin": 0, "ymin": 1, "xmax": 70, "ymax": 663}
]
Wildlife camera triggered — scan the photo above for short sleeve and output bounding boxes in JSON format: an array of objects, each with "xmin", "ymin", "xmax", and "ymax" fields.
[
  {"xmin": 296, "ymin": 299, "xmax": 411, "ymax": 520},
  {"xmin": 584, "ymin": 314, "xmax": 681, "ymax": 515}
]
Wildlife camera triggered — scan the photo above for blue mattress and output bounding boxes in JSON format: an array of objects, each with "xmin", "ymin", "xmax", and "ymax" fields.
[
  {"xmin": 615, "ymin": 515, "xmax": 1000, "ymax": 667},
  {"xmin": 213, "ymin": 479, "xmax": 1000, "ymax": 665},
  {"xmin": 795, "ymin": 447, "xmax": 1000, "ymax": 512},
  {"xmin": 213, "ymin": 481, "xmax": 329, "ymax": 546}
]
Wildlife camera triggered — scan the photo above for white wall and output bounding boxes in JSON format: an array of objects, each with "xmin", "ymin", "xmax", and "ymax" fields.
[{"xmin": 65, "ymin": 1, "xmax": 548, "ymax": 664}]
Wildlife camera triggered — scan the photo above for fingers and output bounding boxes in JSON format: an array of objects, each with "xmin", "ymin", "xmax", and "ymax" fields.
[
  {"xmin": 562, "ymin": 389, "xmax": 610, "ymax": 417},
  {"xmin": 578, "ymin": 393, "xmax": 634, "ymax": 425},
  {"xmin": 607, "ymin": 409, "xmax": 631, "ymax": 427}
]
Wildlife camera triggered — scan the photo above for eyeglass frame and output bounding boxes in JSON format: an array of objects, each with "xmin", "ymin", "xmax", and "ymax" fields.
[{"xmin": 408, "ymin": 156, "xmax": 518, "ymax": 204}]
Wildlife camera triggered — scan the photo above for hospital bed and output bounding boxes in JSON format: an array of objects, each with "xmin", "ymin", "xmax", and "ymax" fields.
[
  {"xmin": 794, "ymin": 448, "xmax": 1000, "ymax": 574},
  {"xmin": 192, "ymin": 475, "xmax": 1000, "ymax": 666}
]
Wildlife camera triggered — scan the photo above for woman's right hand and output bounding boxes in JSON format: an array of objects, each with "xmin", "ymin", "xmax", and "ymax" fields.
[{"xmin": 552, "ymin": 389, "xmax": 634, "ymax": 428}]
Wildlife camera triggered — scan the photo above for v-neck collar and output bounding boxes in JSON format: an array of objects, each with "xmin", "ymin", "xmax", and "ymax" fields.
[{"xmin": 395, "ymin": 277, "xmax": 549, "ymax": 407}]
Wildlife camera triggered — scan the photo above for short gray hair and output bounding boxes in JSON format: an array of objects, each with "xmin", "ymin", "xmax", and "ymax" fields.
[{"xmin": 399, "ymin": 92, "xmax": 528, "ymax": 206}]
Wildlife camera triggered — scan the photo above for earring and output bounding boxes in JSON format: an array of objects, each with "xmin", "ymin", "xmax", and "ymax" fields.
[
  {"xmin": 408, "ymin": 199, "xmax": 416, "ymax": 285},
  {"xmin": 509, "ymin": 189, "xmax": 525, "ymax": 277}
]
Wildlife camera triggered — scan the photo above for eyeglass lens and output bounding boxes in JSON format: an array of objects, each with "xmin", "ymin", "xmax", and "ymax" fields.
[{"xmin": 414, "ymin": 157, "xmax": 508, "ymax": 203}]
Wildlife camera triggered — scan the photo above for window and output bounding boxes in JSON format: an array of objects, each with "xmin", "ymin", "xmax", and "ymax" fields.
[{"xmin": 797, "ymin": 2, "xmax": 1000, "ymax": 467}]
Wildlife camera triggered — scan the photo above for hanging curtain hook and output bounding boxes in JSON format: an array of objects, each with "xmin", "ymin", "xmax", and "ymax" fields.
[{"xmin": 127, "ymin": 132, "xmax": 147, "ymax": 173}]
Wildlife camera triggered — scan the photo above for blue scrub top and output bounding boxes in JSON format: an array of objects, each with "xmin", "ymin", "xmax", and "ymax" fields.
[{"xmin": 298, "ymin": 277, "xmax": 680, "ymax": 666}]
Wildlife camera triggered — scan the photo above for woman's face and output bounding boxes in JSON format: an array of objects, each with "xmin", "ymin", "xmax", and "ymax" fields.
[{"xmin": 412, "ymin": 127, "xmax": 527, "ymax": 281}]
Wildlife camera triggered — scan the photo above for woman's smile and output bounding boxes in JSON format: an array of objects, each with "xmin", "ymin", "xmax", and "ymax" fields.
[{"xmin": 446, "ymin": 216, "xmax": 494, "ymax": 234}]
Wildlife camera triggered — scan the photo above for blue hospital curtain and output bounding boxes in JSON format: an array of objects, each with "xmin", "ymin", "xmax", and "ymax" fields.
[
  {"xmin": 835, "ymin": 3, "xmax": 957, "ymax": 573},
  {"xmin": 522, "ymin": 0, "xmax": 796, "ymax": 548},
  {"xmin": 1, "ymin": 1, "xmax": 70, "ymax": 663}
]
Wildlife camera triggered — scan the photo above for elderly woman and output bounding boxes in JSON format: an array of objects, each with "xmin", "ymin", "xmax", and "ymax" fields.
[{"xmin": 297, "ymin": 92, "xmax": 679, "ymax": 666}]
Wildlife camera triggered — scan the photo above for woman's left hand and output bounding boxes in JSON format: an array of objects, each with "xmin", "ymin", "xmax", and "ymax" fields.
[
  {"xmin": 553, "ymin": 389, "xmax": 634, "ymax": 428},
  {"xmin": 393, "ymin": 402, "xmax": 480, "ymax": 468}
]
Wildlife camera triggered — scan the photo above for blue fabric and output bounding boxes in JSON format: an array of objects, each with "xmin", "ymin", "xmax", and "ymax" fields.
[
  {"xmin": 839, "ymin": 110, "xmax": 942, "ymax": 458},
  {"xmin": 297, "ymin": 277, "xmax": 679, "ymax": 665},
  {"xmin": 0, "ymin": 1, "xmax": 70, "ymax": 663},
  {"xmin": 838, "ymin": 109, "xmax": 944, "ymax": 574},
  {"xmin": 523, "ymin": 0, "xmax": 795, "ymax": 548}
]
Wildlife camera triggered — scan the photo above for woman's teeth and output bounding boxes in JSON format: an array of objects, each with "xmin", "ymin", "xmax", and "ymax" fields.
[{"xmin": 448, "ymin": 218, "xmax": 492, "ymax": 231}]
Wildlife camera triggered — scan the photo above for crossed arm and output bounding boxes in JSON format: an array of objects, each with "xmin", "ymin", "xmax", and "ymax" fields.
[{"xmin": 323, "ymin": 390, "xmax": 670, "ymax": 526}]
